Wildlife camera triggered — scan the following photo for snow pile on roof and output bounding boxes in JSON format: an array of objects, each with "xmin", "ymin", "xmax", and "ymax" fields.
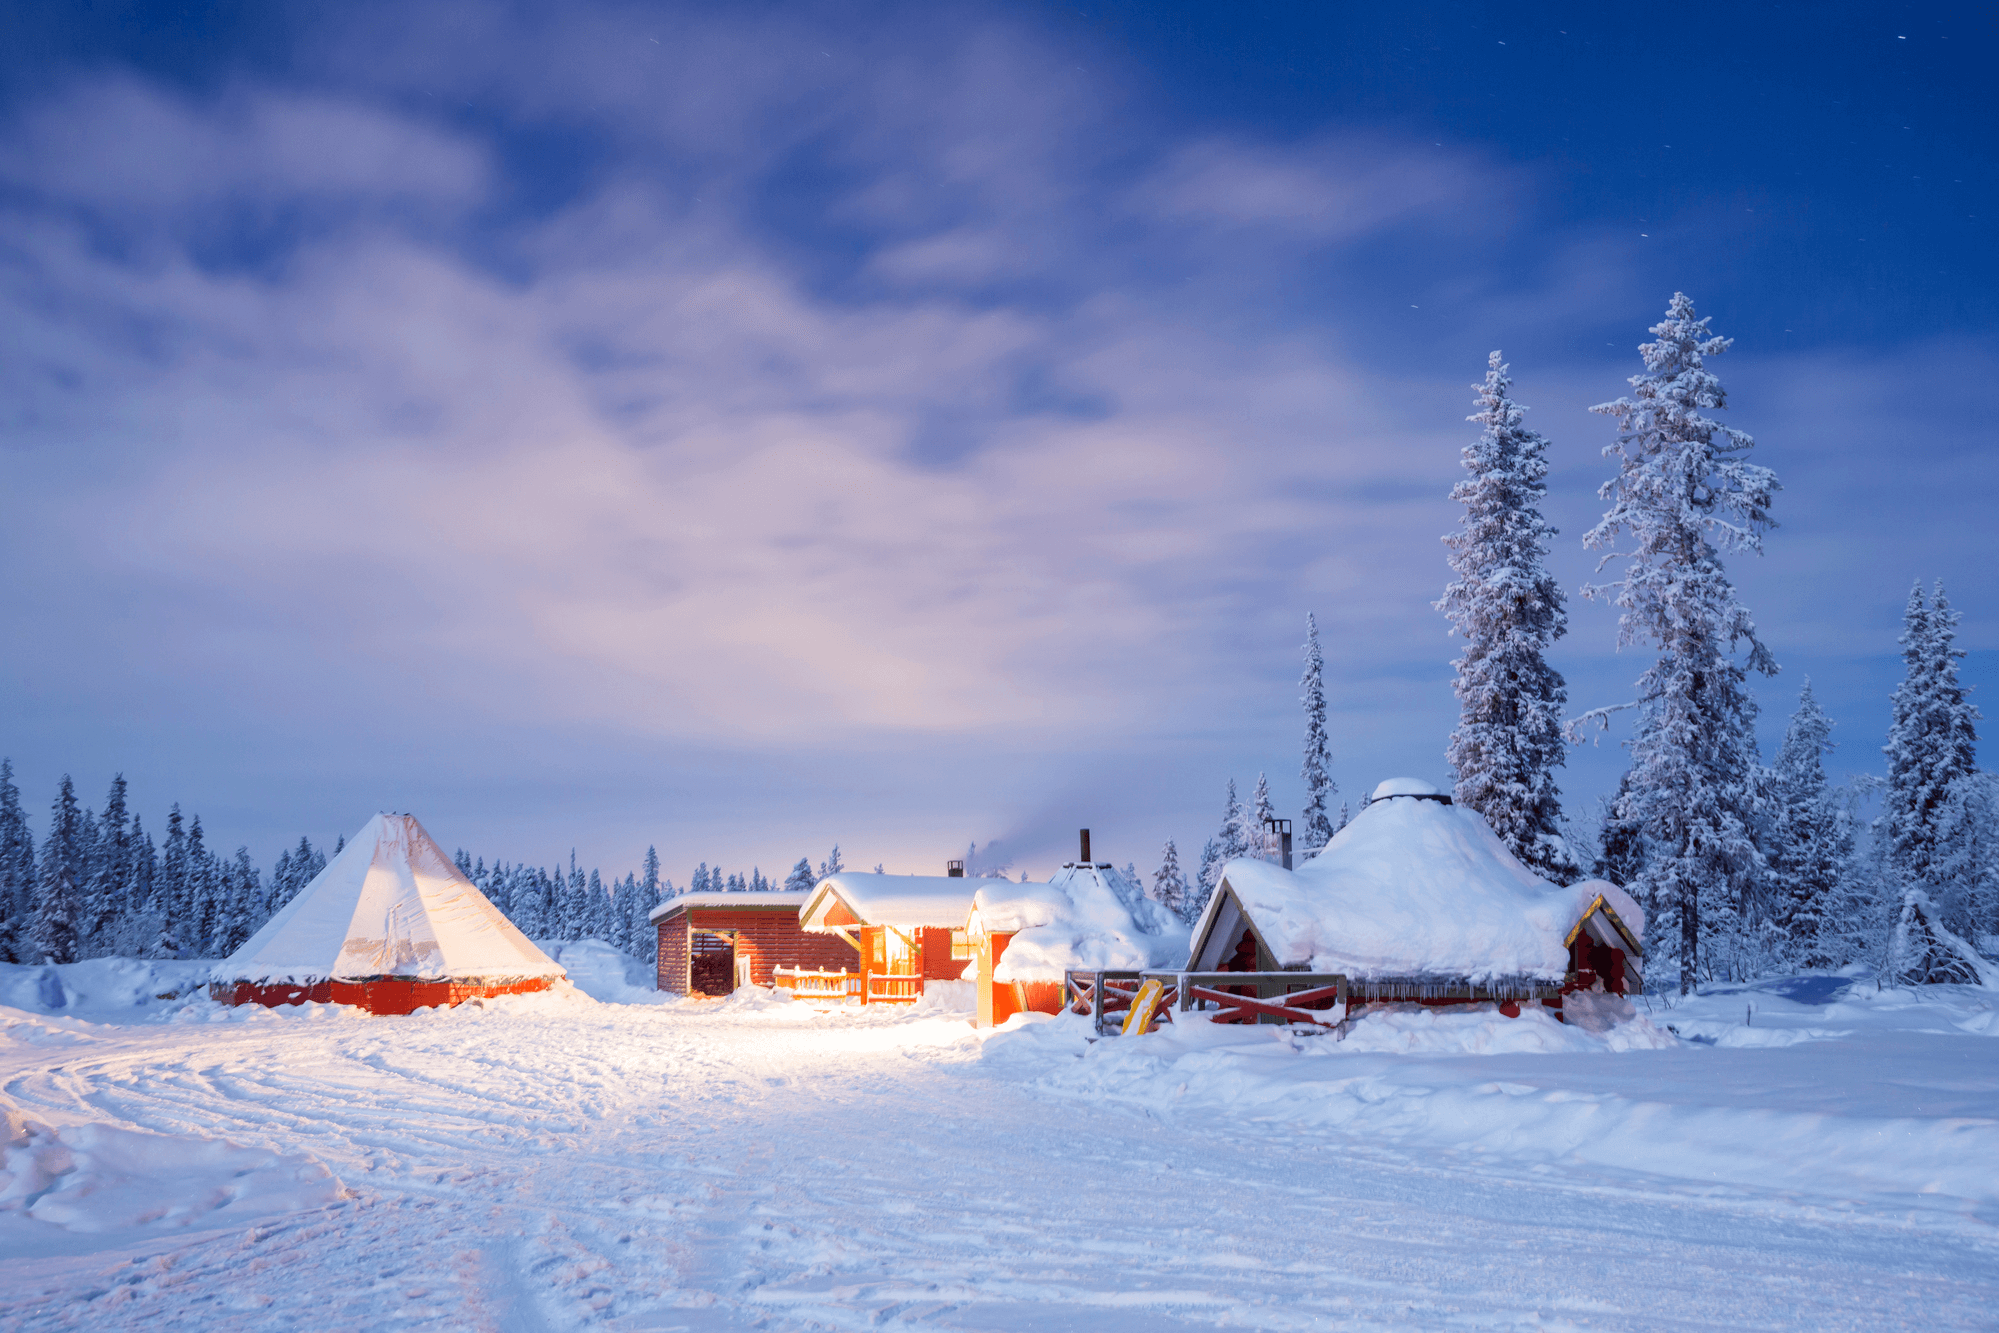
[
  {"xmin": 649, "ymin": 890, "xmax": 809, "ymax": 922},
  {"xmin": 970, "ymin": 863, "xmax": 1189, "ymax": 982},
  {"xmin": 214, "ymin": 813, "xmax": 565, "ymax": 986},
  {"xmin": 1204, "ymin": 780, "xmax": 1642, "ymax": 982},
  {"xmin": 802, "ymin": 873, "xmax": 1001, "ymax": 930}
]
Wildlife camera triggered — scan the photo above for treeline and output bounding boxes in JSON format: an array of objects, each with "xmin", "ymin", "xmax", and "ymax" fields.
[{"xmin": 0, "ymin": 770, "xmax": 850, "ymax": 970}]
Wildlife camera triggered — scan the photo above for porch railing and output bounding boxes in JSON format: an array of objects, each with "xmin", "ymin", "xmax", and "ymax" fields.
[
  {"xmin": 1064, "ymin": 969, "xmax": 1353, "ymax": 1036},
  {"xmin": 771, "ymin": 967, "xmax": 862, "ymax": 1000}
]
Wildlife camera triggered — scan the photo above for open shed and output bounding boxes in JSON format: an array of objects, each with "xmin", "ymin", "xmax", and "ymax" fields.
[
  {"xmin": 799, "ymin": 872, "xmax": 997, "ymax": 1003},
  {"xmin": 1189, "ymin": 777, "xmax": 1645, "ymax": 1016},
  {"xmin": 966, "ymin": 852, "xmax": 1187, "ymax": 1027},
  {"xmin": 651, "ymin": 891, "xmax": 853, "ymax": 996}
]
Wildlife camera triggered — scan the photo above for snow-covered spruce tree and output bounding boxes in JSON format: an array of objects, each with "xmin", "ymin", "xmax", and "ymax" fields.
[
  {"xmin": 1191, "ymin": 836, "xmax": 1222, "ymax": 921},
  {"xmin": 157, "ymin": 805, "xmax": 188, "ymax": 957},
  {"xmin": 124, "ymin": 816, "xmax": 161, "ymax": 958},
  {"xmin": 35, "ymin": 775, "xmax": 85, "ymax": 964},
  {"xmin": 1438, "ymin": 352, "xmax": 1581, "ymax": 884},
  {"xmin": 1245, "ymin": 773, "xmax": 1276, "ymax": 858},
  {"xmin": 185, "ymin": 816, "xmax": 220, "ymax": 956},
  {"xmin": 214, "ymin": 847, "xmax": 262, "ymax": 956},
  {"xmin": 1766, "ymin": 681, "xmax": 1855, "ymax": 968},
  {"xmin": 1299, "ymin": 614, "xmax": 1338, "ymax": 850},
  {"xmin": 1929, "ymin": 773, "xmax": 1999, "ymax": 951},
  {"xmin": 1880, "ymin": 581, "xmax": 1981, "ymax": 915},
  {"xmin": 0, "ymin": 760, "xmax": 35, "ymax": 964},
  {"xmin": 81, "ymin": 775, "xmax": 131, "ymax": 956},
  {"xmin": 818, "ymin": 845, "xmax": 844, "ymax": 881},
  {"xmin": 1152, "ymin": 839, "xmax": 1192, "ymax": 922},
  {"xmin": 1582, "ymin": 293, "xmax": 1779, "ymax": 994},
  {"xmin": 783, "ymin": 856, "xmax": 815, "ymax": 892},
  {"xmin": 1218, "ymin": 779, "xmax": 1247, "ymax": 863}
]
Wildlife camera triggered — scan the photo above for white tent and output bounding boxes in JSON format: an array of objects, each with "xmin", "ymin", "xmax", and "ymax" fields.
[
  {"xmin": 1190, "ymin": 778, "xmax": 1644, "ymax": 996},
  {"xmin": 211, "ymin": 813, "xmax": 565, "ymax": 1013}
]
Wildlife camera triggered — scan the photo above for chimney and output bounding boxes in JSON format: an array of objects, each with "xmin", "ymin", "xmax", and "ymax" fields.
[
  {"xmin": 946, "ymin": 859, "xmax": 965, "ymax": 878},
  {"xmin": 1079, "ymin": 828, "xmax": 1091, "ymax": 864}
]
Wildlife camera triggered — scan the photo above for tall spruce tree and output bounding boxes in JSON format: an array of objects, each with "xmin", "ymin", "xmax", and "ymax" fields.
[
  {"xmin": 127, "ymin": 816, "xmax": 165, "ymax": 958},
  {"xmin": 158, "ymin": 805, "xmax": 188, "ymax": 957},
  {"xmin": 783, "ymin": 856, "xmax": 815, "ymax": 893},
  {"xmin": 1218, "ymin": 779, "xmax": 1247, "ymax": 864},
  {"xmin": 1246, "ymin": 773, "xmax": 1276, "ymax": 858},
  {"xmin": 1880, "ymin": 581, "xmax": 1981, "ymax": 898},
  {"xmin": 1439, "ymin": 352, "xmax": 1580, "ymax": 884},
  {"xmin": 0, "ymin": 760, "xmax": 34, "ymax": 964},
  {"xmin": 83, "ymin": 775, "xmax": 132, "ymax": 955},
  {"xmin": 185, "ymin": 815, "xmax": 218, "ymax": 956},
  {"xmin": 36, "ymin": 775, "xmax": 85, "ymax": 964},
  {"xmin": 1766, "ymin": 681, "xmax": 1854, "ymax": 967},
  {"xmin": 1191, "ymin": 836, "xmax": 1222, "ymax": 920},
  {"xmin": 1299, "ymin": 614, "xmax": 1337, "ymax": 849},
  {"xmin": 1583, "ymin": 293, "xmax": 1779, "ymax": 993},
  {"xmin": 1152, "ymin": 839, "xmax": 1193, "ymax": 923}
]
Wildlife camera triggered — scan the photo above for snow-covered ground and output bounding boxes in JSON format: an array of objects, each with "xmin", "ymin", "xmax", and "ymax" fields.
[{"xmin": 3, "ymin": 959, "xmax": 1998, "ymax": 1329}]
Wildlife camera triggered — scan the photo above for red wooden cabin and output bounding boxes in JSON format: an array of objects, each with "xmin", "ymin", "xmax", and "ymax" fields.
[
  {"xmin": 651, "ymin": 891, "xmax": 853, "ymax": 996},
  {"xmin": 798, "ymin": 872, "xmax": 988, "ymax": 1003}
]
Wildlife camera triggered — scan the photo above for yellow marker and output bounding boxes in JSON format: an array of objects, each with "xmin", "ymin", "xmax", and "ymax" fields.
[{"xmin": 1121, "ymin": 978, "xmax": 1165, "ymax": 1036}]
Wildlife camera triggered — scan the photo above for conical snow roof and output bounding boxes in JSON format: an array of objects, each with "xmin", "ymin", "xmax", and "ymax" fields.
[
  {"xmin": 1193, "ymin": 779, "xmax": 1643, "ymax": 982},
  {"xmin": 215, "ymin": 813, "xmax": 566, "ymax": 985}
]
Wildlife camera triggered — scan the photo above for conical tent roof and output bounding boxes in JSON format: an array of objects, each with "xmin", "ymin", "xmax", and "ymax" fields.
[
  {"xmin": 1192, "ymin": 778, "xmax": 1644, "ymax": 983},
  {"xmin": 215, "ymin": 813, "xmax": 566, "ymax": 986}
]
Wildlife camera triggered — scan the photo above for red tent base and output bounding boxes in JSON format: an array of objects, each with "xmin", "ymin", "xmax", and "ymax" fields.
[{"xmin": 210, "ymin": 976, "xmax": 555, "ymax": 1015}]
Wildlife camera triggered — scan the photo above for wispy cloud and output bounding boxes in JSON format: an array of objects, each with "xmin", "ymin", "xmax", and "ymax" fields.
[{"xmin": 0, "ymin": 4, "xmax": 1989, "ymax": 872}]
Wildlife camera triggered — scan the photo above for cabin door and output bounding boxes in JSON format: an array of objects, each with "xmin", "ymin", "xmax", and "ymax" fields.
[{"xmin": 690, "ymin": 930, "xmax": 737, "ymax": 995}]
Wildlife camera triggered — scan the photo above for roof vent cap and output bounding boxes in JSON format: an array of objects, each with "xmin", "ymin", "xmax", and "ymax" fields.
[{"xmin": 1369, "ymin": 776, "xmax": 1448, "ymax": 802}]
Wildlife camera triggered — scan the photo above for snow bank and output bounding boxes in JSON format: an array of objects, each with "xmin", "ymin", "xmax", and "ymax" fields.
[
  {"xmin": 982, "ymin": 987, "xmax": 1999, "ymax": 1213},
  {"xmin": 0, "ymin": 957, "xmax": 215, "ymax": 1018},
  {"xmin": 972, "ymin": 864, "xmax": 1188, "ymax": 982},
  {"xmin": 535, "ymin": 939, "xmax": 668, "ymax": 1004},
  {"xmin": 1, "ymin": 1104, "xmax": 344, "ymax": 1234},
  {"xmin": 1204, "ymin": 784, "xmax": 1641, "ymax": 982}
]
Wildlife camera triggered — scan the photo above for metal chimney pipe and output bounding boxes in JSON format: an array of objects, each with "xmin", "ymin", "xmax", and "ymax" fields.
[
  {"xmin": 946, "ymin": 860, "xmax": 965, "ymax": 878},
  {"xmin": 1079, "ymin": 829, "xmax": 1091, "ymax": 864}
]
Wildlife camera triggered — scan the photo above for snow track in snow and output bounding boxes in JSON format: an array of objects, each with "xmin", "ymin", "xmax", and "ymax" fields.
[{"xmin": 1, "ymin": 985, "xmax": 1996, "ymax": 1329}]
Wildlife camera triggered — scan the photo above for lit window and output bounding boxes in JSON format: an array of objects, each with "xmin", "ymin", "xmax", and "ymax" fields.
[{"xmin": 951, "ymin": 929, "xmax": 972, "ymax": 960}]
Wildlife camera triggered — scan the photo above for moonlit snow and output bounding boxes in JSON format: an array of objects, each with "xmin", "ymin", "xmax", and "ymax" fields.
[{"xmin": 4, "ymin": 956, "xmax": 1998, "ymax": 1329}]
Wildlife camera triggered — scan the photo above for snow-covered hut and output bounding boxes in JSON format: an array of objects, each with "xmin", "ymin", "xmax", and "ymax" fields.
[
  {"xmin": 210, "ymin": 813, "xmax": 566, "ymax": 1015},
  {"xmin": 650, "ymin": 890, "xmax": 854, "ymax": 995},
  {"xmin": 965, "ymin": 853, "xmax": 1188, "ymax": 1027},
  {"xmin": 798, "ymin": 871, "xmax": 997, "ymax": 1003},
  {"xmin": 1189, "ymin": 778, "xmax": 1644, "ymax": 1012}
]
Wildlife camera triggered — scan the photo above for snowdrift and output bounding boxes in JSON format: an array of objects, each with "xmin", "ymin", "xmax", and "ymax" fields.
[{"xmin": 1, "ymin": 1103, "xmax": 344, "ymax": 1235}]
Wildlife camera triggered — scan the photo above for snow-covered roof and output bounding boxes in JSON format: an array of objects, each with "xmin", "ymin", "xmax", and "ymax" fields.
[
  {"xmin": 799, "ymin": 873, "xmax": 996, "ymax": 931},
  {"xmin": 1191, "ymin": 780, "xmax": 1645, "ymax": 984},
  {"xmin": 215, "ymin": 813, "xmax": 566, "ymax": 986},
  {"xmin": 968, "ymin": 862, "xmax": 1189, "ymax": 982},
  {"xmin": 649, "ymin": 890, "xmax": 808, "ymax": 923}
]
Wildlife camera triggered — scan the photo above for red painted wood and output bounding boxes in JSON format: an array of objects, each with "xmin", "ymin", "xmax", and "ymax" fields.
[
  {"xmin": 655, "ymin": 906, "xmax": 853, "ymax": 994},
  {"xmin": 212, "ymin": 976, "xmax": 553, "ymax": 1014}
]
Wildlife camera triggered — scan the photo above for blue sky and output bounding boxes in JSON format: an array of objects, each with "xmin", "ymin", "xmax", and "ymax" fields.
[{"xmin": 1, "ymin": 1, "xmax": 1992, "ymax": 883}]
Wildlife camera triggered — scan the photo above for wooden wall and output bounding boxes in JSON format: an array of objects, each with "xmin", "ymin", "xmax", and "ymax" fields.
[{"xmin": 655, "ymin": 907, "xmax": 856, "ymax": 994}]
